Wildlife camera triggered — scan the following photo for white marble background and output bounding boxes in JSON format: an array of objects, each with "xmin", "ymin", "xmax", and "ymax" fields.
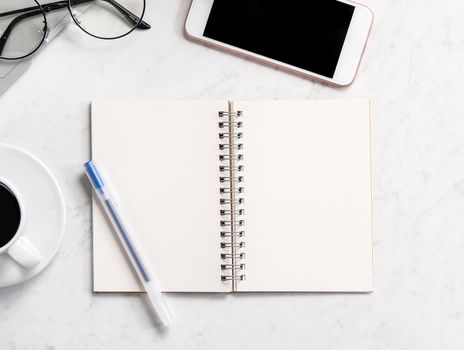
[{"xmin": 1, "ymin": 0, "xmax": 464, "ymax": 348}]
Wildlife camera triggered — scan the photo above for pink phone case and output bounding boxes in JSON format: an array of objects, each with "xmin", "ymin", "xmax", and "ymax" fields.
[{"xmin": 185, "ymin": 0, "xmax": 374, "ymax": 87}]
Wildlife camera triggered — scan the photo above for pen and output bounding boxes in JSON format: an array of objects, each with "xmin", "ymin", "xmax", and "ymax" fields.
[{"xmin": 84, "ymin": 160, "xmax": 173, "ymax": 327}]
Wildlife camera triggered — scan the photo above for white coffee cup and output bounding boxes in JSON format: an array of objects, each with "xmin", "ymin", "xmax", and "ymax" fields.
[{"xmin": 0, "ymin": 178, "xmax": 42, "ymax": 269}]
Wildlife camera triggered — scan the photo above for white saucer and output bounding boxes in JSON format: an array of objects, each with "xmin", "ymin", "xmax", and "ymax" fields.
[{"xmin": 0, "ymin": 144, "xmax": 66, "ymax": 288}]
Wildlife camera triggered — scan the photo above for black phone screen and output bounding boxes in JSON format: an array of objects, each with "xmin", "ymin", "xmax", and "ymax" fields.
[{"xmin": 203, "ymin": 0, "xmax": 355, "ymax": 78}]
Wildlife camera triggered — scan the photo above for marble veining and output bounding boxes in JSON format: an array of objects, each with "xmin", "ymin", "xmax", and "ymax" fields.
[{"xmin": 2, "ymin": 0, "xmax": 464, "ymax": 348}]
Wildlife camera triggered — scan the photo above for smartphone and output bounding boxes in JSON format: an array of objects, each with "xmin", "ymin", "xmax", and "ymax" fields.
[{"xmin": 185, "ymin": 0, "xmax": 373, "ymax": 86}]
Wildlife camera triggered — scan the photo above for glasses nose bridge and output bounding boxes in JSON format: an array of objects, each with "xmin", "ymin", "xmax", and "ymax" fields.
[
  {"xmin": 70, "ymin": 9, "xmax": 83, "ymax": 25},
  {"xmin": 36, "ymin": 2, "xmax": 69, "ymax": 42}
]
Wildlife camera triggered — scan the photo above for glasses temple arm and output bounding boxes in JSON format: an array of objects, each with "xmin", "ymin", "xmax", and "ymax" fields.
[
  {"xmin": 0, "ymin": 1, "xmax": 150, "ymax": 29},
  {"xmin": 0, "ymin": 5, "xmax": 51, "ymax": 19},
  {"xmin": 100, "ymin": 0, "xmax": 150, "ymax": 29}
]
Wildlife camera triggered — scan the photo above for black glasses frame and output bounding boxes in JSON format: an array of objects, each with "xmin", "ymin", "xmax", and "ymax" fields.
[{"xmin": 0, "ymin": 0, "xmax": 149, "ymax": 61}]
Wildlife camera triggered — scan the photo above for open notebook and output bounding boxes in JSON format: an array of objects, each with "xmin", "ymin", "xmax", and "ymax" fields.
[{"xmin": 91, "ymin": 99, "xmax": 373, "ymax": 293}]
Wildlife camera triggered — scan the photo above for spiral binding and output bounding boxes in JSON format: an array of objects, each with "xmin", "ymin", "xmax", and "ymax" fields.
[
  {"xmin": 219, "ymin": 132, "xmax": 242, "ymax": 140},
  {"xmin": 221, "ymin": 242, "xmax": 245, "ymax": 248},
  {"xmin": 220, "ymin": 231, "xmax": 244, "ymax": 237},
  {"xmin": 219, "ymin": 165, "xmax": 243, "ymax": 172},
  {"xmin": 220, "ymin": 176, "xmax": 244, "ymax": 183},
  {"xmin": 221, "ymin": 253, "xmax": 245, "ymax": 259},
  {"xmin": 221, "ymin": 264, "xmax": 245, "ymax": 270},
  {"xmin": 220, "ymin": 209, "xmax": 244, "ymax": 215},
  {"xmin": 219, "ymin": 103, "xmax": 245, "ymax": 289},
  {"xmin": 219, "ymin": 144, "xmax": 243, "ymax": 150},
  {"xmin": 222, "ymin": 275, "xmax": 245, "ymax": 281},
  {"xmin": 220, "ymin": 187, "xmax": 244, "ymax": 194},
  {"xmin": 220, "ymin": 198, "xmax": 244, "ymax": 205}
]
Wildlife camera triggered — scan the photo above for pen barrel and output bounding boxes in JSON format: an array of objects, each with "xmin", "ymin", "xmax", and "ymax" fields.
[
  {"xmin": 145, "ymin": 281, "xmax": 174, "ymax": 327},
  {"xmin": 100, "ymin": 193, "xmax": 174, "ymax": 326},
  {"xmin": 85, "ymin": 161, "xmax": 173, "ymax": 327},
  {"xmin": 101, "ymin": 197, "xmax": 171, "ymax": 313},
  {"xmin": 99, "ymin": 194, "xmax": 152, "ymax": 284}
]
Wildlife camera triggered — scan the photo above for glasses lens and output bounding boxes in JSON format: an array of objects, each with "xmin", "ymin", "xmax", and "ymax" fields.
[
  {"xmin": 69, "ymin": 0, "xmax": 145, "ymax": 39},
  {"xmin": 0, "ymin": 0, "xmax": 46, "ymax": 60}
]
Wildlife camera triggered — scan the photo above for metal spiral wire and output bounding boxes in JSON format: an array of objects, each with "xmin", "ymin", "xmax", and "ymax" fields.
[{"xmin": 219, "ymin": 106, "xmax": 245, "ymax": 287}]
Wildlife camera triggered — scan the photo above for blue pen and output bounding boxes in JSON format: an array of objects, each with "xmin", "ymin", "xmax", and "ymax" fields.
[{"xmin": 84, "ymin": 160, "xmax": 173, "ymax": 327}]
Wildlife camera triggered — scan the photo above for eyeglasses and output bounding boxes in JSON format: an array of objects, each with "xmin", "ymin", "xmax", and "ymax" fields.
[{"xmin": 0, "ymin": 0, "xmax": 150, "ymax": 60}]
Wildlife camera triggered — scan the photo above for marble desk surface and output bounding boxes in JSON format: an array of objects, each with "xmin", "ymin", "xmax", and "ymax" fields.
[{"xmin": 1, "ymin": 0, "xmax": 464, "ymax": 349}]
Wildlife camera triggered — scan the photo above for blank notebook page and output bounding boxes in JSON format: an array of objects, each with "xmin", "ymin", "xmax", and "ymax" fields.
[
  {"xmin": 92, "ymin": 99, "xmax": 373, "ymax": 293},
  {"xmin": 236, "ymin": 100, "xmax": 373, "ymax": 292},
  {"xmin": 92, "ymin": 100, "xmax": 229, "ymax": 292}
]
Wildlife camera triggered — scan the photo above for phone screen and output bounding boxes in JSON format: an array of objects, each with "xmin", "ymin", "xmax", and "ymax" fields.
[{"xmin": 204, "ymin": 0, "xmax": 355, "ymax": 78}]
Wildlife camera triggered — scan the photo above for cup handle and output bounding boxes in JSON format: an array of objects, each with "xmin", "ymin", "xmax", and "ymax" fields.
[{"xmin": 7, "ymin": 236, "xmax": 42, "ymax": 269}]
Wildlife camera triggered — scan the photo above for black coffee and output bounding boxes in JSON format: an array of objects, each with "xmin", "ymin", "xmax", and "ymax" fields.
[{"xmin": 0, "ymin": 182, "xmax": 21, "ymax": 248}]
